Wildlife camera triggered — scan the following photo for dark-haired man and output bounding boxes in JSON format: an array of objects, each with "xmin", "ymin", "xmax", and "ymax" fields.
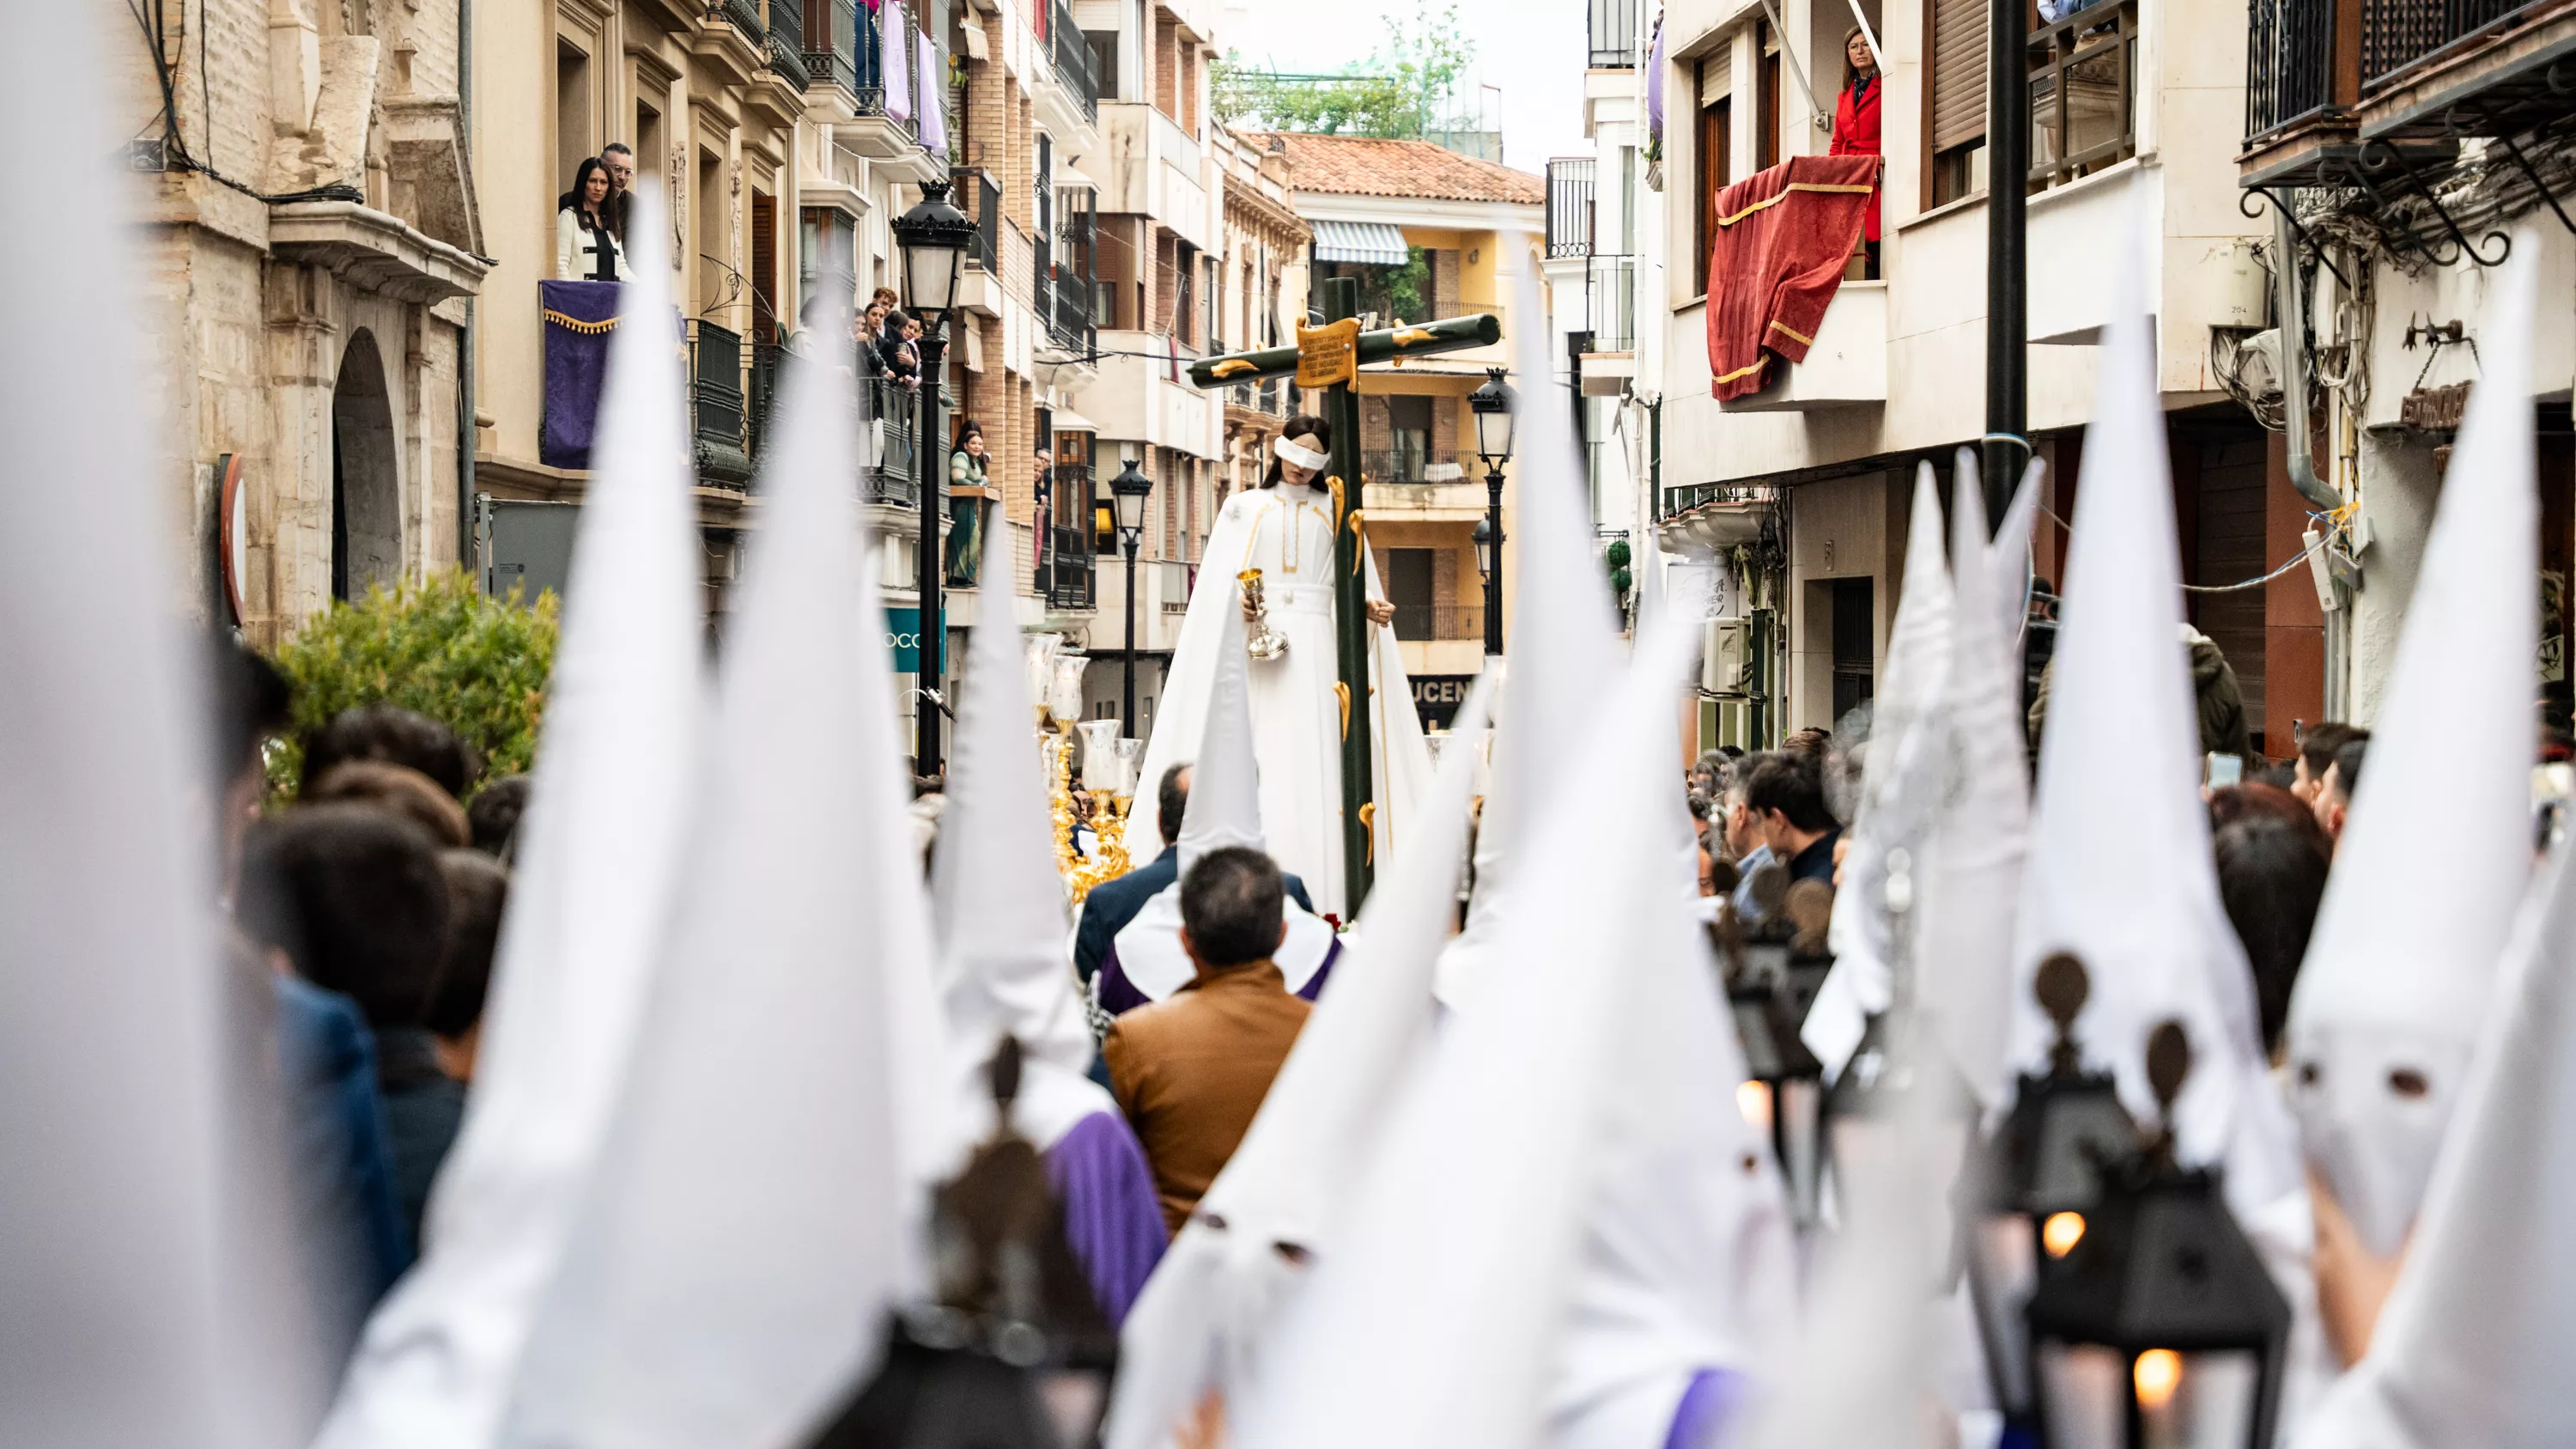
[
  {"xmin": 302, "ymin": 702, "xmax": 478, "ymax": 801},
  {"xmin": 1073, "ymin": 763, "xmax": 1315, "ymax": 989},
  {"xmin": 1745, "ymin": 751, "xmax": 1841, "ymax": 886},
  {"xmin": 1103, "ymin": 846, "xmax": 1311, "ymax": 1233},
  {"xmin": 2293, "ymin": 721, "xmax": 2366, "ymax": 805},
  {"xmin": 600, "ymin": 141, "xmax": 635, "ymax": 240},
  {"xmin": 240, "ymin": 805, "xmax": 459, "ymax": 1253},
  {"xmin": 2314, "ymin": 734, "xmax": 2370, "ymax": 853}
]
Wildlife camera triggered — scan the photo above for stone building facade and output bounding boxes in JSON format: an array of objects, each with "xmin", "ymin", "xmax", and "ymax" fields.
[{"xmin": 122, "ymin": 0, "xmax": 487, "ymax": 644}]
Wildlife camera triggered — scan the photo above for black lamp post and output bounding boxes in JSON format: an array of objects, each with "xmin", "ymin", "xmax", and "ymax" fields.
[
  {"xmin": 2022, "ymin": 1022, "xmax": 2291, "ymax": 1449},
  {"xmin": 1469, "ymin": 368, "xmax": 1515, "ymax": 656},
  {"xmin": 1962, "ymin": 952, "xmax": 2142, "ymax": 1437},
  {"xmin": 1109, "ymin": 458, "xmax": 1153, "ymax": 736},
  {"xmin": 893, "ymin": 179, "xmax": 973, "ymax": 781}
]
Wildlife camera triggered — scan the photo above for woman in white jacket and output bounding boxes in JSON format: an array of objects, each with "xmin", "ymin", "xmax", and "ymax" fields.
[{"xmin": 555, "ymin": 156, "xmax": 629, "ymax": 282}]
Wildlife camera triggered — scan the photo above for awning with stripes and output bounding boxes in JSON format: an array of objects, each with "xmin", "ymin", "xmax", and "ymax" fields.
[{"xmin": 1312, "ymin": 220, "xmax": 1411, "ymax": 266}]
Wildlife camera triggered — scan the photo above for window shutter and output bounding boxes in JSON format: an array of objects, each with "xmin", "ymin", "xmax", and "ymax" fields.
[
  {"xmin": 1930, "ymin": 0, "xmax": 1989, "ymax": 152},
  {"xmin": 1698, "ymin": 46, "xmax": 1732, "ymax": 106}
]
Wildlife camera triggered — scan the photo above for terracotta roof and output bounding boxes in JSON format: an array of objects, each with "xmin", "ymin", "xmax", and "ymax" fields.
[{"xmin": 1246, "ymin": 132, "xmax": 1546, "ymax": 207}]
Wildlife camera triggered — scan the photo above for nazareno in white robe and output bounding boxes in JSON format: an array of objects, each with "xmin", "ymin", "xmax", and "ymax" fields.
[{"xmin": 1128, "ymin": 480, "xmax": 1431, "ymax": 922}]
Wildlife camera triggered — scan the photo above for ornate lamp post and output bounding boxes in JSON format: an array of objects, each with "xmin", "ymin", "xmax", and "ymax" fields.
[
  {"xmin": 1468, "ymin": 368, "xmax": 1516, "ymax": 655},
  {"xmin": 1109, "ymin": 458, "xmax": 1153, "ymax": 735},
  {"xmin": 2022, "ymin": 1023, "xmax": 2291, "ymax": 1449},
  {"xmin": 1961, "ymin": 953, "xmax": 2142, "ymax": 1438},
  {"xmin": 892, "ymin": 179, "xmax": 973, "ymax": 780}
]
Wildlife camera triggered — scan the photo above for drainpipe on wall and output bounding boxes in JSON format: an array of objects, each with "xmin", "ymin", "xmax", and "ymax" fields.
[
  {"xmin": 2275, "ymin": 207, "xmax": 2355, "ymax": 721},
  {"xmin": 456, "ymin": 0, "xmax": 478, "ymax": 576}
]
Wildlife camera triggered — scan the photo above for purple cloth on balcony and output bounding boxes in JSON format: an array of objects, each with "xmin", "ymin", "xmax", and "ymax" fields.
[
  {"xmin": 540, "ymin": 279, "xmax": 622, "ymax": 471},
  {"xmin": 884, "ymin": 1, "xmax": 911, "ymax": 120},
  {"xmin": 1664, "ymin": 1367, "xmax": 1752, "ymax": 1449},
  {"xmin": 1646, "ymin": 15, "xmax": 1667, "ymax": 142},
  {"xmin": 1044, "ymin": 1110, "xmax": 1168, "ymax": 1326},
  {"xmin": 917, "ymin": 33, "xmax": 946, "ymax": 152}
]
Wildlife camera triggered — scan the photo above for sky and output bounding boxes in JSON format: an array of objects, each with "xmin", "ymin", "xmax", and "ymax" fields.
[{"xmin": 1216, "ymin": 0, "xmax": 1590, "ymax": 180}]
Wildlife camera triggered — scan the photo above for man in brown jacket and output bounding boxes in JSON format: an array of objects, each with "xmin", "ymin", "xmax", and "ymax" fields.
[{"xmin": 1103, "ymin": 845, "xmax": 1312, "ymax": 1234}]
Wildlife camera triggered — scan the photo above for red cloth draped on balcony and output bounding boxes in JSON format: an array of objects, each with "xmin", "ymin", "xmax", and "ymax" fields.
[{"xmin": 1702, "ymin": 155, "xmax": 1880, "ymax": 401}]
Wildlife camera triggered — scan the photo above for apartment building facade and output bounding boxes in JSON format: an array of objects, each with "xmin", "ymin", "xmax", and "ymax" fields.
[
  {"xmin": 1605, "ymin": 0, "xmax": 2312, "ymax": 752},
  {"xmin": 2239, "ymin": 0, "xmax": 2576, "ymax": 727},
  {"xmin": 1245, "ymin": 132, "xmax": 1546, "ymax": 711}
]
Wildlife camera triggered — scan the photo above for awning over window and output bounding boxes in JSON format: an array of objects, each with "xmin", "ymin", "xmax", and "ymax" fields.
[{"xmin": 1312, "ymin": 220, "xmax": 1411, "ymax": 266}]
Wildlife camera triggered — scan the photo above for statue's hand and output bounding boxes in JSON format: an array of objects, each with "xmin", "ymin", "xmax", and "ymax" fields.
[{"xmin": 1364, "ymin": 599, "xmax": 1396, "ymax": 627}]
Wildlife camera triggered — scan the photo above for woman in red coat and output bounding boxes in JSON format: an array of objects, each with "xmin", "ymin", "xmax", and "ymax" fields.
[{"xmin": 1830, "ymin": 27, "xmax": 1883, "ymax": 277}]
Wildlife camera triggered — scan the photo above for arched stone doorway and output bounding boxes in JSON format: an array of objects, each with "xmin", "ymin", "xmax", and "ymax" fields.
[{"xmin": 331, "ymin": 331, "xmax": 403, "ymax": 601}]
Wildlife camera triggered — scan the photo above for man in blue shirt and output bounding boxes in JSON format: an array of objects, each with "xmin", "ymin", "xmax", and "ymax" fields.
[{"xmin": 1744, "ymin": 750, "xmax": 1842, "ymax": 887}]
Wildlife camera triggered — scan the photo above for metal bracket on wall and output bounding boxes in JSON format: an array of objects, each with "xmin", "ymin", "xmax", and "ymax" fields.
[
  {"xmin": 2236, "ymin": 186, "xmax": 2352, "ymax": 290},
  {"xmin": 2490, "ymin": 131, "xmax": 2576, "ymax": 236},
  {"xmin": 2331, "ymin": 140, "xmax": 2512, "ymax": 269}
]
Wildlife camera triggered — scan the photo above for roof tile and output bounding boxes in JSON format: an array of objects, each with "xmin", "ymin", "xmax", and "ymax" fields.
[{"xmin": 1245, "ymin": 131, "xmax": 1547, "ymax": 207}]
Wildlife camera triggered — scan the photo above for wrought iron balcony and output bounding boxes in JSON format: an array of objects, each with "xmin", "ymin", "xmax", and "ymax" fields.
[
  {"xmin": 1053, "ymin": 0, "xmax": 1099, "ymax": 122},
  {"xmin": 720, "ymin": 0, "xmax": 764, "ymax": 42},
  {"xmin": 2245, "ymin": 0, "xmax": 2354, "ymax": 141},
  {"xmin": 1391, "ymin": 603, "xmax": 1486, "ymax": 642},
  {"xmin": 686, "ymin": 319, "xmax": 752, "ymax": 488},
  {"xmin": 860, "ymin": 374, "xmax": 922, "ymax": 506},
  {"xmin": 1364, "ymin": 447, "xmax": 1469, "ymax": 485},
  {"xmin": 2363, "ymin": 0, "xmax": 2545, "ymax": 91},
  {"xmin": 1589, "ymin": 0, "xmax": 1639, "ymax": 67},
  {"xmin": 764, "ymin": 0, "xmax": 807, "ymax": 88},
  {"xmin": 957, "ymin": 167, "xmax": 1001, "ymax": 274},
  {"xmin": 1546, "ymin": 157, "xmax": 1595, "ymax": 259},
  {"xmin": 1584, "ymin": 254, "xmax": 1637, "ymax": 353}
]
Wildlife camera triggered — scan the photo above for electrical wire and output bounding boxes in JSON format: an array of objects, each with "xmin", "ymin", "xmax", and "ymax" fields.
[{"xmin": 2036, "ymin": 500, "xmax": 2334, "ymax": 594}]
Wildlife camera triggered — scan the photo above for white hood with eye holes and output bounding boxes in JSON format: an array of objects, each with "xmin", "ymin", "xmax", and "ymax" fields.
[{"xmin": 2285, "ymin": 249, "xmax": 2539, "ymax": 1261}]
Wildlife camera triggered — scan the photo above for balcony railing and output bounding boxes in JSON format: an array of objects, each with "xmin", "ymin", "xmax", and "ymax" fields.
[
  {"xmin": 1585, "ymin": 254, "xmax": 1637, "ymax": 352},
  {"xmin": 2028, "ymin": 0, "xmax": 2141, "ymax": 189},
  {"xmin": 1392, "ymin": 603, "xmax": 1486, "ymax": 642},
  {"xmin": 1589, "ymin": 0, "xmax": 1639, "ymax": 67},
  {"xmin": 1053, "ymin": 0, "xmax": 1100, "ymax": 122},
  {"xmin": 721, "ymin": 0, "xmax": 764, "ymax": 42},
  {"xmin": 764, "ymin": 0, "xmax": 807, "ymax": 88},
  {"xmin": 2362, "ymin": 0, "xmax": 2543, "ymax": 90},
  {"xmin": 957, "ymin": 167, "xmax": 1000, "ymax": 275},
  {"xmin": 1546, "ymin": 157, "xmax": 1595, "ymax": 258},
  {"xmin": 687, "ymin": 319, "xmax": 753, "ymax": 487},
  {"xmin": 861, "ymin": 374, "xmax": 920, "ymax": 505},
  {"xmin": 1364, "ymin": 447, "xmax": 1469, "ymax": 485},
  {"xmin": 804, "ymin": 0, "xmax": 914, "ymax": 131},
  {"xmin": 1048, "ymin": 264, "xmax": 1093, "ymax": 353},
  {"xmin": 1227, "ymin": 379, "xmax": 1288, "ymax": 416},
  {"xmin": 2245, "ymin": 0, "xmax": 2352, "ymax": 139}
]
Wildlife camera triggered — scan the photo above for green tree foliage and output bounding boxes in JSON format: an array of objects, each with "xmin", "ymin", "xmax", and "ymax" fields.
[
  {"xmin": 267, "ymin": 568, "xmax": 560, "ymax": 797},
  {"xmin": 1213, "ymin": 2, "xmax": 1475, "ymax": 140}
]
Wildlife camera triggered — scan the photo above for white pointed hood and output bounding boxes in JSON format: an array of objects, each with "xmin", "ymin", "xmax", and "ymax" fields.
[
  {"xmin": 1985, "ymin": 453, "xmax": 2042, "ymax": 654},
  {"xmin": 0, "ymin": 15, "xmax": 316, "ymax": 1442},
  {"xmin": 2293, "ymin": 839, "xmax": 2576, "ymax": 1448},
  {"xmin": 1180, "ymin": 596, "xmax": 1265, "ymax": 868},
  {"xmin": 319, "ymin": 180, "xmax": 708, "ymax": 1449},
  {"xmin": 1553, "ymin": 617, "xmax": 1797, "ymax": 1449},
  {"xmin": 1230, "ymin": 614, "xmax": 1704, "ymax": 1449},
  {"xmin": 2007, "ymin": 231, "xmax": 2300, "ymax": 1221},
  {"xmin": 500, "ymin": 283, "xmax": 922, "ymax": 1449},
  {"xmin": 1442, "ymin": 257, "xmax": 1624, "ymax": 1007},
  {"xmin": 933, "ymin": 522, "xmax": 1091, "ymax": 1095},
  {"xmin": 1112, "ymin": 598, "xmax": 1337, "ymax": 1002},
  {"xmin": 2287, "ymin": 252, "xmax": 2538, "ymax": 1259},
  {"xmin": 1813, "ymin": 465, "xmax": 1956, "ymax": 1077},
  {"xmin": 1922, "ymin": 455, "xmax": 2042, "ymax": 1111},
  {"xmin": 1103, "ymin": 673, "xmax": 1498, "ymax": 1449}
]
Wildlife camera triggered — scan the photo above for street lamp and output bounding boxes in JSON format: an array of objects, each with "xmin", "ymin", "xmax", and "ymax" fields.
[
  {"xmin": 1962, "ymin": 952, "xmax": 2142, "ymax": 1436},
  {"xmin": 2023, "ymin": 1022, "xmax": 2291, "ymax": 1449},
  {"xmin": 1469, "ymin": 368, "xmax": 1515, "ymax": 656},
  {"xmin": 1109, "ymin": 458, "xmax": 1153, "ymax": 736},
  {"xmin": 892, "ymin": 179, "xmax": 974, "ymax": 782}
]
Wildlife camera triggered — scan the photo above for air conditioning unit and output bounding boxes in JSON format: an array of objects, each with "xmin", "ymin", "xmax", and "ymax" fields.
[{"xmin": 1703, "ymin": 618, "xmax": 1749, "ymax": 694}]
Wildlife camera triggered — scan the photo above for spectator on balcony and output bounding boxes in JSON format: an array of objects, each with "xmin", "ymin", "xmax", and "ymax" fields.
[
  {"xmin": 1829, "ymin": 27, "xmax": 1883, "ymax": 280},
  {"xmin": 857, "ymin": 300, "xmax": 891, "ymax": 379},
  {"xmin": 947, "ymin": 421, "xmax": 989, "ymax": 587},
  {"xmin": 600, "ymin": 142, "xmax": 636, "ymax": 242},
  {"xmin": 882, "ymin": 310, "xmax": 925, "ymax": 392},
  {"xmin": 556, "ymin": 157, "xmax": 629, "ymax": 283}
]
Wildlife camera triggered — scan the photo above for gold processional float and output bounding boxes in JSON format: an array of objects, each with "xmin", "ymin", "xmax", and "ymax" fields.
[{"xmin": 1027, "ymin": 632, "xmax": 1139, "ymax": 904}]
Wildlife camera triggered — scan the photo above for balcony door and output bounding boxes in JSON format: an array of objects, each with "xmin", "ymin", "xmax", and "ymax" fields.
[
  {"xmin": 1388, "ymin": 547, "xmax": 1436, "ymax": 641},
  {"xmin": 1388, "ymin": 393, "xmax": 1433, "ymax": 483}
]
